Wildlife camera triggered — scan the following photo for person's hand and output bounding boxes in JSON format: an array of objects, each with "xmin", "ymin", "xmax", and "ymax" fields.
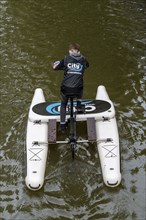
[{"xmin": 52, "ymin": 61, "xmax": 60, "ymax": 69}]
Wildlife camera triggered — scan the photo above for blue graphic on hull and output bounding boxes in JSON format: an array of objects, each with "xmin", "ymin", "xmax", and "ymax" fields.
[
  {"xmin": 46, "ymin": 100, "xmax": 93, "ymax": 115},
  {"xmin": 46, "ymin": 102, "xmax": 61, "ymax": 115}
]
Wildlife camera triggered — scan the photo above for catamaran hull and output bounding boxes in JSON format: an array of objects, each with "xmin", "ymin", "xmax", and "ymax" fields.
[
  {"xmin": 25, "ymin": 89, "xmax": 48, "ymax": 190},
  {"xmin": 96, "ymin": 86, "xmax": 121, "ymax": 187},
  {"xmin": 25, "ymin": 85, "xmax": 121, "ymax": 190}
]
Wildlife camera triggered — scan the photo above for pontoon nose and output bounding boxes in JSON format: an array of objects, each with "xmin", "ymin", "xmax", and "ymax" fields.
[
  {"xmin": 25, "ymin": 176, "xmax": 44, "ymax": 191},
  {"xmin": 104, "ymin": 173, "xmax": 121, "ymax": 187}
]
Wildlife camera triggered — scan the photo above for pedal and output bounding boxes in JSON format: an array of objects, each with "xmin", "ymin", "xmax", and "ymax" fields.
[{"xmin": 76, "ymin": 105, "xmax": 85, "ymax": 114}]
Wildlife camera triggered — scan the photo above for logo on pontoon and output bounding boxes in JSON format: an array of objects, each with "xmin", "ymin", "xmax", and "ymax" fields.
[{"xmin": 46, "ymin": 100, "xmax": 96, "ymax": 115}]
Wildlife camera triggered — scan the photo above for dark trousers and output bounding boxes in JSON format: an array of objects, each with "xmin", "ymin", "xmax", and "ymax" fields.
[{"xmin": 60, "ymin": 90, "xmax": 83, "ymax": 123}]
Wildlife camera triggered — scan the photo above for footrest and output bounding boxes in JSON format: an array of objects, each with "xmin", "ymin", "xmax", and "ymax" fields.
[
  {"xmin": 48, "ymin": 119, "xmax": 56, "ymax": 143},
  {"xmin": 87, "ymin": 118, "xmax": 96, "ymax": 142}
]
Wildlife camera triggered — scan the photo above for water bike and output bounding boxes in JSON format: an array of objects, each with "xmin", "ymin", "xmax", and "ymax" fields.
[{"xmin": 25, "ymin": 85, "xmax": 121, "ymax": 190}]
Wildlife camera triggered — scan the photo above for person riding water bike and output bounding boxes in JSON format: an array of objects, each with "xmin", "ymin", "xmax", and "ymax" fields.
[{"xmin": 52, "ymin": 43, "xmax": 89, "ymax": 132}]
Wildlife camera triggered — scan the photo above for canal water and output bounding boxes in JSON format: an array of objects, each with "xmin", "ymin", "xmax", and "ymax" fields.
[{"xmin": 0, "ymin": 0, "xmax": 146, "ymax": 219}]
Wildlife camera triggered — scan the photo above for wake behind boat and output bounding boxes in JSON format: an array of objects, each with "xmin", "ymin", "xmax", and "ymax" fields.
[{"xmin": 25, "ymin": 85, "xmax": 121, "ymax": 190}]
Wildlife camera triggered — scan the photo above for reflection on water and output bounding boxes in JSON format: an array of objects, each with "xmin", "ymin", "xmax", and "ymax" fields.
[{"xmin": 0, "ymin": 0, "xmax": 146, "ymax": 219}]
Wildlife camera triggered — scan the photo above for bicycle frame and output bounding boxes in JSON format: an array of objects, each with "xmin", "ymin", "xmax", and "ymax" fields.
[{"xmin": 68, "ymin": 97, "xmax": 77, "ymax": 159}]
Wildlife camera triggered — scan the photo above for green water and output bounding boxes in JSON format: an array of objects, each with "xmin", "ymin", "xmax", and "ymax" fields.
[{"xmin": 0, "ymin": 0, "xmax": 146, "ymax": 219}]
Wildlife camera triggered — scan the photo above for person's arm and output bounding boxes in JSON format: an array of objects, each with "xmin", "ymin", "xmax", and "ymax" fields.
[
  {"xmin": 85, "ymin": 58, "xmax": 89, "ymax": 69},
  {"xmin": 52, "ymin": 59, "xmax": 65, "ymax": 70}
]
